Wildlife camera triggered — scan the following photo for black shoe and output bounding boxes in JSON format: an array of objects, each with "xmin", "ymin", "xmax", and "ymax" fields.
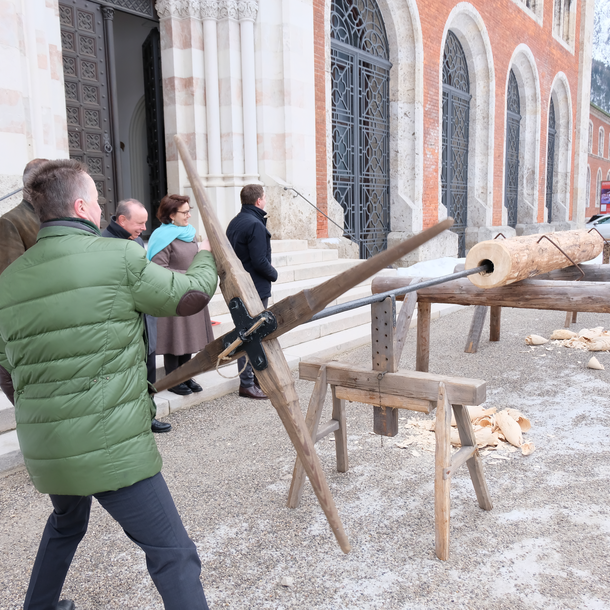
[
  {"xmin": 185, "ymin": 378, "xmax": 203, "ymax": 393},
  {"xmin": 168, "ymin": 383, "xmax": 193, "ymax": 395},
  {"xmin": 239, "ymin": 384, "xmax": 268, "ymax": 400},
  {"xmin": 57, "ymin": 601, "xmax": 76, "ymax": 610},
  {"xmin": 151, "ymin": 418, "xmax": 172, "ymax": 433}
]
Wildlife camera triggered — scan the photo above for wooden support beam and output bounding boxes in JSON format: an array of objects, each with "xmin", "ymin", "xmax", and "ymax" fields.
[
  {"xmin": 371, "ymin": 297, "xmax": 398, "ymax": 436},
  {"xmin": 452, "ymin": 404, "xmax": 492, "ymax": 511},
  {"xmin": 287, "ymin": 365, "xmax": 328, "ymax": 509},
  {"xmin": 464, "ymin": 305, "xmax": 489, "ymax": 353},
  {"xmin": 435, "ymin": 382, "xmax": 452, "ymax": 561},
  {"xmin": 536, "ymin": 264, "xmax": 610, "ymax": 282},
  {"xmin": 489, "ymin": 306, "xmax": 501, "ymax": 342},
  {"xmin": 335, "ymin": 386, "xmax": 433, "ymax": 413},
  {"xmin": 332, "ymin": 386, "xmax": 348, "ymax": 472},
  {"xmin": 443, "ymin": 446, "xmax": 477, "ymax": 479},
  {"xmin": 393, "ymin": 279, "xmax": 420, "ymax": 363},
  {"xmin": 372, "ymin": 276, "xmax": 610, "ymax": 314},
  {"xmin": 299, "ymin": 360, "xmax": 486, "ymax": 406},
  {"xmin": 316, "ymin": 420, "xmax": 340, "ymax": 443},
  {"xmin": 416, "ymin": 302, "xmax": 431, "ymax": 372}
]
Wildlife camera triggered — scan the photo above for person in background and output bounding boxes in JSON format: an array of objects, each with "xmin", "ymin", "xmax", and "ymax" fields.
[
  {"xmin": 102, "ymin": 198, "xmax": 170, "ymax": 433},
  {"xmin": 0, "ymin": 158, "xmax": 48, "ymax": 275},
  {"xmin": 147, "ymin": 194, "xmax": 215, "ymax": 395},
  {"xmin": 0, "ymin": 159, "xmax": 217, "ymax": 610},
  {"xmin": 226, "ymin": 184, "xmax": 277, "ymax": 400}
]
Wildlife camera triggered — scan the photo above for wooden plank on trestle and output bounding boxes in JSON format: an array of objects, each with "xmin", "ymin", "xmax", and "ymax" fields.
[
  {"xmin": 435, "ymin": 382, "xmax": 452, "ymax": 561},
  {"xmin": 299, "ymin": 360, "xmax": 486, "ymax": 406},
  {"xmin": 490, "ymin": 306, "xmax": 501, "ymax": 342},
  {"xmin": 452, "ymin": 404, "xmax": 492, "ymax": 511},
  {"xmin": 464, "ymin": 305, "xmax": 489, "ymax": 353},
  {"xmin": 416, "ymin": 302, "xmax": 431, "ymax": 372},
  {"xmin": 393, "ymin": 280, "xmax": 420, "ymax": 364},
  {"xmin": 335, "ymin": 386, "xmax": 433, "ymax": 413},
  {"xmin": 287, "ymin": 365, "xmax": 329, "ymax": 509}
]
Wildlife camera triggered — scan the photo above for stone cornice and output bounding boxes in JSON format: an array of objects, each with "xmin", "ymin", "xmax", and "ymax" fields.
[{"xmin": 155, "ymin": 0, "xmax": 258, "ymax": 21}]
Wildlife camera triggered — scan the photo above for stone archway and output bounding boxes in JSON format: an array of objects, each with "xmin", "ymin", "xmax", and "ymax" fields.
[{"xmin": 440, "ymin": 4, "xmax": 495, "ymax": 252}]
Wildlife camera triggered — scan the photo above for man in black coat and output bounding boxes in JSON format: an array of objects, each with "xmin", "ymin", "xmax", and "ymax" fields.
[
  {"xmin": 102, "ymin": 199, "xmax": 171, "ymax": 432},
  {"xmin": 226, "ymin": 184, "xmax": 278, "ymax": 399}
]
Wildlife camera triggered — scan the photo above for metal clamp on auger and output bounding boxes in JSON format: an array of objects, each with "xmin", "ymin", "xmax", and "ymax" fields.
[{"xmin": 219, "ymin": 297, "xmax": 278, "ymax": 371}]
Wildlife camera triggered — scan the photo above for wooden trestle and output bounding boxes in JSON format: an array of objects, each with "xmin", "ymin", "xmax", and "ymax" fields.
[{"xmin": 288, "ymin": 295, "xmax": 493, "ymax": 561}]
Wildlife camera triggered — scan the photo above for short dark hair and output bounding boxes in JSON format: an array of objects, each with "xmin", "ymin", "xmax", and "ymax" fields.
[
  {"xmin": 28, "ymin": 159, "xmax": 91, "ymax": 222},
  {"xmin": 157, "ymin": 194, "xmax": 190, "ymax": 225},
  {"xmin": 240, "ymin": 184, "xmax": 264, "ymax": 206},
  {"xmin": 116, "ymin": 199, "xmax": 145, "ymax": 219}
]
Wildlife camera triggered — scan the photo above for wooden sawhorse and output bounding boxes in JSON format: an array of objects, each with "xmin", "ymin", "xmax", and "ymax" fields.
[{"xmin": 288, "ymin": 296, "xmax": 493, "ymax": 560}]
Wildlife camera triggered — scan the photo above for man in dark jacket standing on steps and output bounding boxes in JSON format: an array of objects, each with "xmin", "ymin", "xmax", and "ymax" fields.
[
  {"xmin": 226, "ymin": 184, "xmax": 278, "ymax": 399},
  {"xmin": 0, "ymin": 159, "xmax": 217, "ymax": 610},
  {"xmin": 102, "ymin": 198, "xmax": 171, "ymax": 433}
]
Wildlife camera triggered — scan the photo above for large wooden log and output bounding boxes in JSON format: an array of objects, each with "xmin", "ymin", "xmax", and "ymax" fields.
[
  {"xmin": 465, "ymin": 230, "xmax": 603, "ymax": 289},
  {"xmin": 371, "ymin": 276, "xmax": 610, "ymax": 313}
]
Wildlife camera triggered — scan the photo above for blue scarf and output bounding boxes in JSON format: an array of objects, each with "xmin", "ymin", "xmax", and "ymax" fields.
[{"xmin": 147, "ymin": 223, "xmax": 197, "ymax": 260}]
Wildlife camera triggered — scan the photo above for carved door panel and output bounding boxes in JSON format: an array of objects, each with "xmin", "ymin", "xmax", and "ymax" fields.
[
  {"xmin": 59, "ymin": 0, "xmax": 116, "ymax": 222},
  {"xmin": 142, "ymin": 28, "xmax": 167, "ymax": 230}
]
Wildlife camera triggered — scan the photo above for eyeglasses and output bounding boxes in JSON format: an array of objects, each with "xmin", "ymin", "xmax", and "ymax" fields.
[{"xmin": 176, "ymin": 208, "xmax": 193, "ymax": 215}]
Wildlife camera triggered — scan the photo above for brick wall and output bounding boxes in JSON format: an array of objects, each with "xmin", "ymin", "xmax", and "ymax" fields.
[{"xmin": 586, "ymin": 105, "xmax": 610, "ymax": 218}]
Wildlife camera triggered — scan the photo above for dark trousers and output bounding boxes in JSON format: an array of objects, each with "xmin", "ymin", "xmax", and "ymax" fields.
[
  {"xmin": 164, "ymin": 353, "xmax": 192, "ymax": 376},
  {"xmin": 24, "ymin": 473, "xmax": 209, "ymax": 610},
  {"xmin": 238, "ymin": 297, "xmax": 268, "ymax": 388},
  {"xmin": 146, "ymin": 350, "xmax": 156, "ymax": 386}
]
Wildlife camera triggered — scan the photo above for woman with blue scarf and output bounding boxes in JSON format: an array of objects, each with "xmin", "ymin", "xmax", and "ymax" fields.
[{"xmin": 148, "ymin": 194, "xmax": 215, "ymax": 395}]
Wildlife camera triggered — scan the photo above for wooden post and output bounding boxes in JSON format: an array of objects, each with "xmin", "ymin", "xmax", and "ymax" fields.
[
  {"xmin": 287, "ymin": 366, "xmax": 328, "ymax": 508},
  {"xmin": 416, "ymin": 302, "xmax": 431, "ymax": 372},
  {"xmin": 372, "ymin": 297, "xmax": 398, "ymax": 436},
  {"xmin": 332, "ymin": 386, "xmax": 348, "ymax": 472},
  {"xmin": 393, "ymin": 281, "xmax": 419, "ymax": 363},
  {"xmin": 464, "ymin": 306, "xmax": 488, "ymax": 353},
  {"xmin": 435, "ymin": 382, "xmax": 452, "ymax": 560},
  {"xmin": 489, "ymin": 306, "xmax": 501, "ymax": 342}
]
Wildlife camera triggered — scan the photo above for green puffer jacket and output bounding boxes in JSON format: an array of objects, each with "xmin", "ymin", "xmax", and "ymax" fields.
[{"xmin": 0, "ymin": 222, "xmax": 218, "ymax": 496}]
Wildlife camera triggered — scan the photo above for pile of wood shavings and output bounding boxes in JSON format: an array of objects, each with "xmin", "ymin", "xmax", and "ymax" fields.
[
  {"xmin": 396, "ymin": 406, "xmax": 535, "ymax": 456},
  {"xmin": 526, "ymin": 328, "xmax": 610, "ymax": 351}
]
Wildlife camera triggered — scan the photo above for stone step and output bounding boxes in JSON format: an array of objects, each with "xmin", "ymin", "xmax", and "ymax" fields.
[
  {"xmin": 269, "ymin": 239, "xmax": 309, "ymax": 253},
  {"xmin": 271, "ymin": 248, "xmax": 338, "ymax": 268}
]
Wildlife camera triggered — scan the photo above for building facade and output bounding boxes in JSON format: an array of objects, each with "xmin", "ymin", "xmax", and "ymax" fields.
[
  {"xmin": 0, "ymin": 0, "xmax": 596, "ymax": 262},
  {"xmin": 585, "ymin": 103, "xmax": 610, "ymax": 218}
]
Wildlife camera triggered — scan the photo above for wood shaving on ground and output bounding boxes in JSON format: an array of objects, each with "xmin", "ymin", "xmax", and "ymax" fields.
[
  {"xmin": 397, "ymin": 406, "xmax": 535, "ymax": 456},
  {"xmin": 530, "ymin": 327, "xmax": 610, "ymax": 352}
]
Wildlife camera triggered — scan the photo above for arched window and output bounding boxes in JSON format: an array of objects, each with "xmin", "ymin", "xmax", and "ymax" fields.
[
  {"xmin": 546, "ymin": 99, "xmax": 556, "ymax": 222},
  {"xmin": 331, "ymin": 0, "xmax": 391, "ymax": 259},
  {"xmin": 599, "ymin": 128, "xmax": 605, "ymax": 158},
  {"xmin": 588, "ymin": 121, "xmax": 593, "ymax": 153},
  {"xmin": 586, "ymin": 165, "xmax": 591, "ymax": 208},
  {"xmin": 505, "ymin": 70, "xmax": 521, "ymax": 228},
  {"xmin": 441, "ymin": 30, "xmax": 471, "ymax": 257}
]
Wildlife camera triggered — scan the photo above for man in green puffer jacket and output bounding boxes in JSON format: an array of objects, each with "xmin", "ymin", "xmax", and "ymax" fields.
[{"xmin": 0, "ymin": 160, "xmax": 217, "ymax": 610}]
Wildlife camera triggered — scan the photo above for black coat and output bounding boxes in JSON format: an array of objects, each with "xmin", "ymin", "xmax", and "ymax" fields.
[
  {"xmin": 226, "ymin": 205, "xmax": 277, "ymax": 299},
  {"xmin": 102, "ymin": 217, "xmax": 157, "ymax": 354}
]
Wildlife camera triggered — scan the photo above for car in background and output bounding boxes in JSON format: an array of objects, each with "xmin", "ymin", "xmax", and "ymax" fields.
[{"xmin": 585, "ymin": 214, "xmax": 610, "ymax": 239}]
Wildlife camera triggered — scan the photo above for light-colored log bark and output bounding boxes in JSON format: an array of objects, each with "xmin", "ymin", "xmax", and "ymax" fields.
[
  {"xmin": 299, "ymin": 360, "xmax": 486, "ymax": 406},
  {"xmin": 465, "ymin": 230, "xmax": 603, "ymax": 289},
  {"xmin": 371, "ymin": 276, "xmax": 610, "ymax": 314}
]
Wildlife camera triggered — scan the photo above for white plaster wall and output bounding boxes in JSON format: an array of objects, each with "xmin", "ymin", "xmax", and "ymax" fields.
[{"xmin": 0, "ymin": 0, "xmax": 68, "ymax": 215}]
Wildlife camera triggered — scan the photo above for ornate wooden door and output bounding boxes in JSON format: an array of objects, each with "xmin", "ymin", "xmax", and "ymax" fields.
[{"xmin": 59, "ymin": 0, "xmax": 116, "ymax": 222}]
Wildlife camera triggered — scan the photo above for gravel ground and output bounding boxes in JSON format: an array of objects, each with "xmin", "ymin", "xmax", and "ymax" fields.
[{"xmin": 1, "ymin": 306, "xmax": 610, "ymax": 610}]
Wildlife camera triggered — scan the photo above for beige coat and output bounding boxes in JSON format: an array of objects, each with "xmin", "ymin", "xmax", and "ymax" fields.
[{"xmin": 152, "ymin": 239, "xmax": 215, "ymax": 355}]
